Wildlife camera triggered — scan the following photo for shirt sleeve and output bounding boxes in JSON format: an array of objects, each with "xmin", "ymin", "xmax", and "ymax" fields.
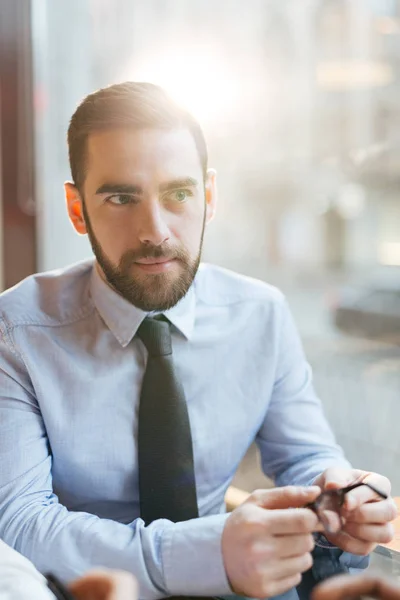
[
  {"xmin": 256, "ymin": 297, "xmax": 351, "ymax": 487},
  {"xmin": 0, "ymin": 322, "xmax": 231, "ymax": 600},
  {"xmin": 0, "ymin": 540, "xmax": 55, "ymax": 600}
]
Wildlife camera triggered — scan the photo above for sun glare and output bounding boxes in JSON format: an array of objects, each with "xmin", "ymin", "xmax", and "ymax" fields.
[{"xmin": 125, "ymin": 45, "xmax": 242, "ymax": 126}]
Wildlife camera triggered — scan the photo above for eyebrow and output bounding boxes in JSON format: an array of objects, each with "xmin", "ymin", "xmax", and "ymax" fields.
[
  {"xmin": 95, "ymin": 177, "xmax": 199, "ymax": 196},
  {"xmin": 95, "ymin": 183, "xmax": 143, "ymax": 195},
  {"xmin": 158, "ymin": 177, "xmax": 199, "ymax": 193}
]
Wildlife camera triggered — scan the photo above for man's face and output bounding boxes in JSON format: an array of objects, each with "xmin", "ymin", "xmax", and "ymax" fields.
[{"xmin": 66, "ymin": 128, "xmax": 216, "ymax": 311}]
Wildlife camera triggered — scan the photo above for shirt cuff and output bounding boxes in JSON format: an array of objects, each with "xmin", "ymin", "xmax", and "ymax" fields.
[{"xmin": 162, "ymin": 513, "xmax": 232, "ymax": 597}]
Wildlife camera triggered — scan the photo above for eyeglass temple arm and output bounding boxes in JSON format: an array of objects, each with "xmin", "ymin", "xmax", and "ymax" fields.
[{"xmin": 341, "ymin": 482, "xmax": 388, "ymax": 500}]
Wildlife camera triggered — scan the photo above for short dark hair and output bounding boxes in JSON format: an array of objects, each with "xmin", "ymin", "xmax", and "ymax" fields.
[{"xmin": 67, "ymin": 81, "xmax": 208, "ymax": 191}]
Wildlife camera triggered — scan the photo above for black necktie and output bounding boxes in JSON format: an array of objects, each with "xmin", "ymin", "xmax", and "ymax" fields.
[{"xmin": 137, "ymin": 317, "xmax": 199, "ymax": 525}]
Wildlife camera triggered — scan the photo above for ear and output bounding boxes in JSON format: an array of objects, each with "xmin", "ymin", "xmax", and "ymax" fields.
[
  {"xmin": 65, "ymin": 182, "xmax": 87, "ymax": 235},
  {"xmin": 205, "ymin": 168, "xmax": 217, "ymax": 224}
]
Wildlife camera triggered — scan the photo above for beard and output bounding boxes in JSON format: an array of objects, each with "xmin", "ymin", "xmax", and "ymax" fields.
[{"xmin": 82, "ymin": 202, "xmax": 205, "ymax": 312}]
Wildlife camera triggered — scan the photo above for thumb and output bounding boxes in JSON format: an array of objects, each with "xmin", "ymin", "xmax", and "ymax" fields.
[
  {"xmin": 249, "ymin": 485, "xmax": 321, "ymax": 510},
  {"xmin": 319, "ymin": 468, "xmax": 356, "ymax": 491}
]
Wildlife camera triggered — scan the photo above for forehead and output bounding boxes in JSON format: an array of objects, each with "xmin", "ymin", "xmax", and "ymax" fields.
[{"xmin": 85, "ymin": 128, "xmax": 203, "ymax": 188}]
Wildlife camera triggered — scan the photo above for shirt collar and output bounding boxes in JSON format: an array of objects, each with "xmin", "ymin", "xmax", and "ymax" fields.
[{"xmin": 90, "ymin": 262, "xmax": 196, "ymax": 347}]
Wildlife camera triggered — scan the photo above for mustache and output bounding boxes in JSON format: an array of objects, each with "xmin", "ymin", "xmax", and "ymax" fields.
[{"xmin": 119, "ymin": 244, "xmax": 189, "ymax": 267}]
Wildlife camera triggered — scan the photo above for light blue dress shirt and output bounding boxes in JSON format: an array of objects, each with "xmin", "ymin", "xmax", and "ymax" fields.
[{"xmin": 0, "ymin": 259, "xmax": 351, "ymax": 599}]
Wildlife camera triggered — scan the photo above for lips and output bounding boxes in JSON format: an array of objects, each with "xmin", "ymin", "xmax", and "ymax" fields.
[
  {"xmin": 135, "ymin": 257, "xmax": 175, "ymax": 265},
  {"xmin": 133, "ymin": 256, "xmax": 178, "ymax": 273}
]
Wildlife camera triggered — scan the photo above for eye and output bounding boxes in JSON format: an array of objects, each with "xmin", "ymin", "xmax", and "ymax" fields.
[
  {"xmin": 168, "ymin": 189, "xmax": 193, "ymax": 203},
  {"xmin": 106, "ymin": 194, "xmax": 136, "ymax": 206}
]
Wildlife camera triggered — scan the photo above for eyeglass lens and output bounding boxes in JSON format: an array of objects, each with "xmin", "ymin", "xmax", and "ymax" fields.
[{"xmin": 316, "ymin": 485, "xmax": 385, "ymax": 534}]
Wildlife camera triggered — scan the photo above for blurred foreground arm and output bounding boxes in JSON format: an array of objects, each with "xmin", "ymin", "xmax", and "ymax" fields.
[
  {"xmin": 68, "ymin": 570, "xmax": 137, "ymax": 600},
  {"xmin": 0, "ymin": 538, "xmax": 137, "ymax": 600},
  {"xmin": 0, "ymin": 539, "xmax": 54, "ymax": 600},
  {"xmin": 313, "ymin": 573, "xmax": 400, "ymax": 600}
]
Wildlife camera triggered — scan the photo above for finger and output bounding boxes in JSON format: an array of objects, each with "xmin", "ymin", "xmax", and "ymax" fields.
[
  {"xmin": 265, "ymin": 573, "xmax": 303, "ymax": 598},
  {"xmin": 344, "ymin": 487, "xmax": 384, "ymax": 512},
  {"xmin": 266, "ymin": 552, "xmax": 313, "ymax": 580},
  {"xmin": 318, "ymin": 508, "xmax": 343, "ymax": 534},
  {"xmin": 250, "ymin": 486, "xmax": 321, "ymax": 510},
  {"xmin": 344, "ymin": 474, "xmax": 391, "ymax": 512},
  {"xmin": 365, "ymin": 473, "xmax": 392, "ymax": 496},
  {"xmin": 345, "ymin": 498, "xmax": 398, "ymax": 524},
  {"xmin": 343, "ymin": 522, "xmax": 394, "ymax": 544},
  {"xmin": 344, "ymin": 488, "xmax": 378, "ymax": 512},
  {"xmin": 322, "ymin": 467, "xmax": 361, "ymax": 491},
  {"xmin": 324, "ymin": 530, "xmax": 376, "ymax": 555},
  {"xmin": 265, "ymin": 507, "xmax": 324, "ymax": 535},
  {"xmin": 273, "ymin": 533, "xmax": 315, "ymax": 558},
  {"xmin": 312, "ymin": 572, "xmax": 400, "ymax": 600}
]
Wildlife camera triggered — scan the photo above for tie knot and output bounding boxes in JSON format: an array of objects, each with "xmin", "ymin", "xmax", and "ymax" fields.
[{"xmin": 137, "ymin": 317, "xmax": 172, "ymax": 357}]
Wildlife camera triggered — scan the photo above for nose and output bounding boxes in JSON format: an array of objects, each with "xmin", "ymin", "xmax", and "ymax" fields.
[{"xmin": 137, "ymin": 200, "xmax": 171, "ymax": 246}]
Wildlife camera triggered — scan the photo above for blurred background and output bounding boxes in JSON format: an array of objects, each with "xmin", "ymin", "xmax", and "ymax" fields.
[{"xmin": 1, "ymin": 0, "xmax": 400, "ymax": 492}]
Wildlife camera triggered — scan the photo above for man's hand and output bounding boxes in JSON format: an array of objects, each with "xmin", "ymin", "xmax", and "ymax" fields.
[
  {"xmin": 222, "ymin": 485, "xmax": 324, "ymax": 598},
  {"xmin": 312, "ymin": 573, "xmax": 400, "ymax": 600},
  {"xmin": 69, "ymin": 569, "xmax": 137, "ymax": 600},
  {"xmin": 313, "ymin": 468, "xmax": 397, "ymax": 555}
]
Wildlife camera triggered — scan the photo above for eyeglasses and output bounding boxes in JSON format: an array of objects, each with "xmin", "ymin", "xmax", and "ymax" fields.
[{"xmin": 306, "ymin": 482, "xmax": 388, "ymax": 534}]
